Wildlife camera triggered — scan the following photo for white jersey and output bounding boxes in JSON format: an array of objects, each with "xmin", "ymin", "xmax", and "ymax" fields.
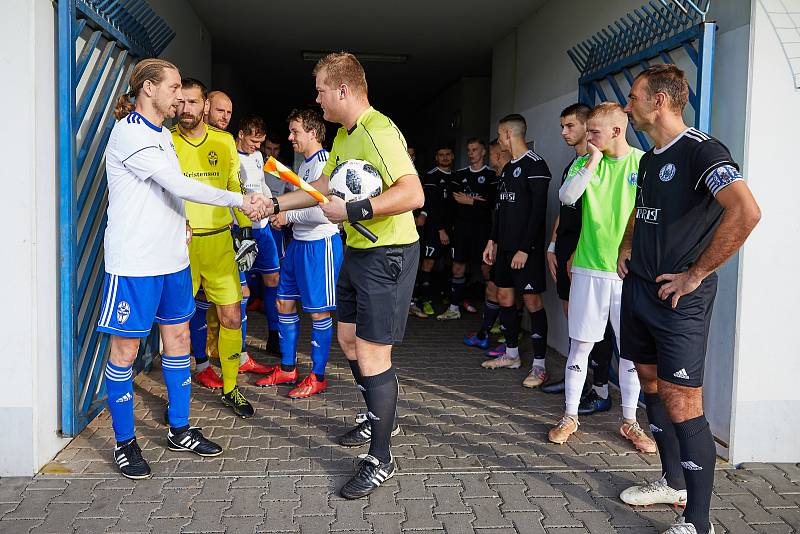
[
  {"xmin": 285, "ymin": 149, "xmax": 338, "ymax": 241},
  {"xmin": 239, "ymin": 150, "xmax": 269, "ymax": 229},
  {"xmin": 104, "ymin": 112, "xmax": 189, "ymax": 276}
]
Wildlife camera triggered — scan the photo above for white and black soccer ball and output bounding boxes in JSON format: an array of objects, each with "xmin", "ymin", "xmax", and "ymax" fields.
[{"xmin": 329, "ymin": 159, "xmax": 383, "ymax": 202}]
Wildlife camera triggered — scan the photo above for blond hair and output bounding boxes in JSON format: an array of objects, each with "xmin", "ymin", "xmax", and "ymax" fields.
[
  {"xmin": 113, "ymin": 58, "xmax": 178, "ymax": 120},
  {"xmin": 312, "ymin": 52, "xmax": 368, "ymax": 97},
  {"xmin": 588, "ymin": 102, "xmax": 628, "ymax": 128}
]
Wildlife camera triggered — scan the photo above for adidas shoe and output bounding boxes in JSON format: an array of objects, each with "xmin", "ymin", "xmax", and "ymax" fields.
[
  {"xmin": 463, "ymin": 332, "xmax": 490, "ymax": 350},
  {"xmin": 522, "ymin": 365, "xmax": 548, "ymax": 388},
  {"xmin": 339, "ymin": 453, "xmax": 396, "ymax": 499},
  {"xmin": 436, "ymin": 308, "xmax": 461, "ymax": 321},
  {"xmin": 221, "ymin": 386, "xmax": 255, "ymax": 418},
  {"xmin": 662, "ymin": 517, "xmax": 714, "ymax": 534},
  {"xmin": 338, "ymin": 413, "xmax": 400, "ymax": 448},
  {"xmin": 548, "ymin": 415, "xmax": 579, "ymax": 444},
  {"xmin": 486, "ymin": 343, "xmax": 506, "ymax": 357},
  {"xmin": 167, "ymin": 427, "xmax": 223, "ymax": 457},
  {"xmin": 408, "ymin": 303, "xmax": 427, "ymax": 318},
  {"xmin": 620, "ymin": 421, "xmax": 657, "ymax": 453},
  {"xmin": 481, "ymin": 353, "xmax": 521, "ymax": 369},
  {"xmin": 620, "ymin": 476, "xmax": 688, "ymax": 507},
  {"xmin": 238, "ymin": 353, "xmax": 275, "ymax": 374},
  {"xmin": 288, "ymin": 373, "xmax": 327, "ymax": 398},
  {"xmin": 421, "ymin": 301, "xmax": 435, "ymax": 316},
  {"xmin": 577, "ymin": 389, "xmax": 612, "ymax": 415},
  {"xmin": 113, "ymin": 438, "xmax": 151, "ymax": 480},
  {"xmin": 255, "ymin": 367, "xmax": 298, "ymax": 387},
  {"xmin": 194, "ymin": 365, "xmax": 223, "ymax": 389}
]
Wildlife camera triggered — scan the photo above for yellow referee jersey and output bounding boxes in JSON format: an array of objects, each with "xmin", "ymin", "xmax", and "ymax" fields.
[
  {"xmin": 170, "ymin": 123, "xmax": 251, "ymax": 231},
  {"xmin": 322, "ymin": 107, "xmax": 418, "ymax": 249}
]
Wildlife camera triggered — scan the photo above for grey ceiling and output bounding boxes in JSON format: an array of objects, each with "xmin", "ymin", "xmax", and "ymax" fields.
[{"xmin": 187, "ymin": 0, "xmax": 546, "ymax": 127}]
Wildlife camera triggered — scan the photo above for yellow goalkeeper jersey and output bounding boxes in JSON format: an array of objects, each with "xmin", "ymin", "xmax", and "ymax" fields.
[{"xmin": 170, "ymin": 123, "xmax": 251, "ymax": 231}]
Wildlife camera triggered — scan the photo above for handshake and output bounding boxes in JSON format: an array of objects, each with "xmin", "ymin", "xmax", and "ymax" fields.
[{"xmin": 239, "ymin": 193, "xmax": 273, "ymax": 221}]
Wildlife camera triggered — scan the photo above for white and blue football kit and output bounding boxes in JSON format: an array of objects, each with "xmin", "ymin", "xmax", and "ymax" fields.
[
  {"xmin": 99, "ymin": 109, "xmax": 242, "ymax": 452},
  {"xmin": 239, "ymin": 150, "xmax": 281, "ymax": 273}
]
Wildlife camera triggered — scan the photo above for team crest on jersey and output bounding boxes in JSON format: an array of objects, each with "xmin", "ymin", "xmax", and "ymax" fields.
[
  {"xmin": 207, "ymin": 150, "xmax": 219, "ymax": 167},
  {"xmin": 659, "ymin": 163, "xmax": 676, "ymax": 182},
  {"xmin": 116, "ymin": 301, "xmax": 131, "ymax": 324},
  {"xmin": 513, "ymin": 167, "xmax": 522, "ymax": 178},
  {"xmin": 628, "ymin": 172, "xmax": 638, "ymax": 185},
  {"xmin": 478, "ymin": 175, "xmax": 485, "ymax": 184}
]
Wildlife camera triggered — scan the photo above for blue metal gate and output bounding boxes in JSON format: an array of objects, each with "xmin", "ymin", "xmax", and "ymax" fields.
[
  {"xmin": 568, "ymin": 0, "xmax": 716, "ymax": 150},
  {"xmin": 58, "ymin": 0, "xmax": 174, "ymax": 436}
]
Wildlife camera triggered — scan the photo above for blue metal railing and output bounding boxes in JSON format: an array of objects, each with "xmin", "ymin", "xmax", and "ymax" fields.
[
  {"xmin": 58, "ymin": 0, "xmax": 174, "ymax": 436},
  {"xmin": 568, "ymin": 0, "xmax": 716, "ymax": 149}
]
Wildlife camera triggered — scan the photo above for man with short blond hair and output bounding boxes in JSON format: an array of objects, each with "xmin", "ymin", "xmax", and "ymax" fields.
[
  {"xmin": 270, "ymin": 51, "xmax": 424, "ymax": 499},
  {"xmin": 548, "ymin": 102, "xmax": 653, "ymax": 454}
]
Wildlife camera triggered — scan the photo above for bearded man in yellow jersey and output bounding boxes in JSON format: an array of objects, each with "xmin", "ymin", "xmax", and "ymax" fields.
[{"xmin": 170, "ymin": 78, "xmax": 255, "ymax": 418}]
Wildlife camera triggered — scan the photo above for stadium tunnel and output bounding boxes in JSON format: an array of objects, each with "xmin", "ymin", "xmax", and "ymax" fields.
[{"xmin": 3, "ymin": 0, "xmax": 800, "ymax": 476}]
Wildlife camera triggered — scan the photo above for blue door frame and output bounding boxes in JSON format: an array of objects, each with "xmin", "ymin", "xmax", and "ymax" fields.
[
  {"xmin": 58, "ymin": 0, "xmax": 174, "ymax": 437},
  {"xmin": 568, "ymin": 0, "xmax": 716, "ymax": 150}
]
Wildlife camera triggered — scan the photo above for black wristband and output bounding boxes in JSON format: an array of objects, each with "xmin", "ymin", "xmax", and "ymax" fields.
[
  {"xmin": 239, "ymin": 226, "xmax": 252, "ymax": 240},
  {"xmin": 272, "ymin": 197, "xmax": 280, "ymax": 215},
  {"xmin": 346, "ymin": 198, "xmax": 374, "ymax": 223}
]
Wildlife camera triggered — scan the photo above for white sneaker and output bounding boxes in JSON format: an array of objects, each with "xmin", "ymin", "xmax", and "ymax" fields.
[
  {"xmin": 620, "ymin": 476, "xmax": 687, "ymax": 507},
  {"xmin": 436, "ymin": 308, "xmax": 461, "ymax": 320},
  {"xmin": 662, "ymin": 517, "xmax": 715, "ymax": 534},
  {"xmin": 481, "ymin": 353, "xmax": 521, "ymax": 369}
]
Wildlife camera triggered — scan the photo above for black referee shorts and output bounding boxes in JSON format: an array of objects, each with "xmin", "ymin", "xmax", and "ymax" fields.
[
  {"xmin": 492, "ymin": 249, "xmax": 546, "ymax": 294},
  {"xmin": 452, "ymin": 220, "xmax": 490, "ymax": 264},
  {"xmin": 554, "ymin": 235, "xmax": 579, "ymax": 301},
  {"xmin": 336, "ymin": 241, "xmax": 420, "ymax": 345},
  {"xmin": 621, "ymin": 272, "xmax": 717, "ymax": 388}
]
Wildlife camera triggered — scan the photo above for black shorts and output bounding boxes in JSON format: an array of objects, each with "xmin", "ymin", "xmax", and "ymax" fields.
[
  {"xmin": 452, "ymin": 220, "xmax": 490, "ymax": 264},
  {"xmin": 620, "ymin": 272, "xmax": 717, "ymax": 388},
  {"xmin": 492, "ymin": 249, "xmax": 546, "ymax": 294},
  {"xmin": 554, "ymin": 235, "xmax": 579, "ymax": 301},
  {"xmin": 421, "ymin": 227, "xmax": 445, "ymax": 259},
  {"xmin": 336, "ymin": 241, "xmax": 420, "ymax": 345}
]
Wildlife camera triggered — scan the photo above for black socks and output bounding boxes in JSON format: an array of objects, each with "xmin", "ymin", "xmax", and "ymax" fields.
[
  {"xmin": 362, "ymin": 367, "xmax": 399, "ymax": 463},
  {"xmin": 675, "ymin": 415, "xmax": 715, "ymax": 534}
]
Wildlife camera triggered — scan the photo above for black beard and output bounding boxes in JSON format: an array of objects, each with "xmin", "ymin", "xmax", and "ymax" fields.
[{"xmin": 180, "ymin": 114, "xmax": 202, "ymax": 129}]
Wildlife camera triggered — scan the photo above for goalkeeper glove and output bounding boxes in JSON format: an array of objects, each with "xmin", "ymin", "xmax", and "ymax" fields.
[{"xmin": 232, "ymin": 227, "xmax": 258, "ymax": 272}]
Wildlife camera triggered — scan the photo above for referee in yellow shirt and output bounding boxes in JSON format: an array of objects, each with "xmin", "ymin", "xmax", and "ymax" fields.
[
  {"xmin": 171, "ymin": 78, "xmax": 256, "ymax": 418},
  {"xmin": 271, "ymin": 52, "xmax": 423, "ymax": 499}
]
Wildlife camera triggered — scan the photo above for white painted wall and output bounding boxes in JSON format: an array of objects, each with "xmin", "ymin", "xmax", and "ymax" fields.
[
  {"xmin": 489, "ymin": 0, "xmax": 752, "ymax": 452},
  {"xmin": 149, "ymin": 0, "xmax": 212, "ymax": 84},
  {"xmin": 728, "ymin": 0, "xmax": 800, "ymax": 463}
]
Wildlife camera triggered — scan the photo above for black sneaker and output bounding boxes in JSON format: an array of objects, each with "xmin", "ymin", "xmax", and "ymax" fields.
[
  {"xmin": 167, "ymin": 427, "xmax": 223, "ymax": 457},
  {"xmin": 113, "ymin": 438, "xmax": 152, "ymax": 480},
  {"xmin": 540, "ymin": 378, "xmax": 565, "ymax": 394},
  {"xmin": 340, "ymin": 454, "xmax": 396, "ymax": 499},
  {"xmin": 338, "ymin": 413, "xmax": 400, "ymax": 448},
  {"xmin": 578, "ymin": 389, "xmax": 612, "ymax": 415},
  {"xmin": 221, "ymin": 386, "xmax": 255, "ymax": 418},
  {"xmin": 266, "ymin": 330, "xmax": 280, "ymax": 356}
]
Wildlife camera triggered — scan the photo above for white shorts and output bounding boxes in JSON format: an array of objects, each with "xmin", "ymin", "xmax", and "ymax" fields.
[{"xmin": 568, "ymin": 270, "xmax": 622, "ymax": 344}]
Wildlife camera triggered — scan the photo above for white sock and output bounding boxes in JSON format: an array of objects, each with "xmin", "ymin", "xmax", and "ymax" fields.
[
  {"xmin": 449, "ymin": 304, "xmax": 459, "ymax": 312},
  {"xmin": 506, "ymin": 346, "xmax": 520, "ymax": 358},
  {"xmin": 239, "ymin": 352, "xmax": 249, "ymax": 365},
  {"xmin": 565, "ymin": 339, "xmax": 594, "ymax": 415},
  {"xmin": 592, "ymin": 383, "xmax": 609, "ymax": 399},
  {"xmin": 618, "ymin": 357, "xmax": 641, "ymax": 421},
  {"xmin": 532, "ymin": 358, "xmax": 546, "ymax": 369},
  {"xmin": 194, "ymin": 360, "xmax": 209, "ymax": 372}
]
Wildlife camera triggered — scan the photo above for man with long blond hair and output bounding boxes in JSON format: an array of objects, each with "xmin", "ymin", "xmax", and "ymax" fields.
[{"xmin": 98, "ymin": 59, "xmax": 269, "ymax": 479}]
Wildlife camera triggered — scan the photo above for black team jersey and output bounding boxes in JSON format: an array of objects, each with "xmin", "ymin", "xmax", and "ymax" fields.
[
  {"xmin": 420, "ymin": 167, "xmax": 451, "ymax": 235},
  {"xmin": 491, "ymin": 150, "xmax": 552, "ymax": 252},
  {"xmin": 555, "ymin": 156, "xmax": 584, "ymax": 246},
  {"xmin": 630, "ymin": 128, "xmax": 742, "ymax": 282},
  {"xmin": 448, "ymin": 165, "xmax": 497, "ymax": 226}
]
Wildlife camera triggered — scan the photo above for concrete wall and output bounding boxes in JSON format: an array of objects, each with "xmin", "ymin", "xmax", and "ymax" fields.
[
  {"xmin": 727, "ymin": 0, "xmax": 800, "ymax": 463},
  {"xmin": 0, "ymin": 0, "xmax": 68, "ymax": 477},
  {"xmin": 489, "ymin": 0, "xmax": 752, "ymax": 452},
  {"xmin": 149, "ymin": 0, "xmax": 212, "ymax": 85}
]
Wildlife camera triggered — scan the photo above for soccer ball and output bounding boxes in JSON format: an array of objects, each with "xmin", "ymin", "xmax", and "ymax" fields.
[{"xmin": 329, "ymin": 159, "xmax": 383, "ymax": 202}]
